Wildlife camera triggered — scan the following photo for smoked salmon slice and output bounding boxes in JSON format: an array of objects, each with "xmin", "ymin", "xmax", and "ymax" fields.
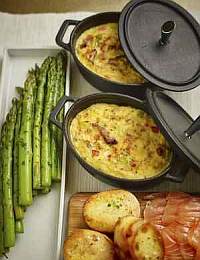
[{"xmin": 144, "ymin": 192, "xmax": 200, "ymax": 259}]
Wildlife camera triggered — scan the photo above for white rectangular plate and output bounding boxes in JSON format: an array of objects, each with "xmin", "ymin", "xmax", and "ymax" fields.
[{"xmin": 0, "ymin": 48, "xmax": 70, "ymax": 260}]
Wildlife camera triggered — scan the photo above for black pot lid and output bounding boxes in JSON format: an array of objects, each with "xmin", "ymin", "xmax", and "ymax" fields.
[
  {"xmin": 119, "ymin": 0, "xmax": 200, "ymax": 91},
  {"xmin": 146, "ymin": 88, "xmax": 200, "ymax": 171}
]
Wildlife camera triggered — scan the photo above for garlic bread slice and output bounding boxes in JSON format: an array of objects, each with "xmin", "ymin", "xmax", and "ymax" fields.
[
  {"xmin": 83, "ymin": 189, "xmax": 141, "ymax": 233},
  {"xmin": 129, "ymin": 222, "xmax": 164, "ymax": 260},
  {"xmin": 114, "ymin": 215, "xmax": 139, "ymax": 253},
  {"xmin": 64, "ymin": 229, "xmax": 115, "ymax": 260}
]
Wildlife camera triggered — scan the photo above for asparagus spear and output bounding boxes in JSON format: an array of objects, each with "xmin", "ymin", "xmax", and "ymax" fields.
[
  {"xmin": 15, "ymin": 220, "xmax": 24, "ymax": 234},
  {"xmin": 51, "ymin": 52, "xmax": 67, "ymax": 181},
  {"xmin": 13, "ymin": 98, "xmax": 24, "ymax": 220},
  {"xmin": 18, "ymin": 71, "xmax": 36, "ymax": 206},
  {"xmin": 33, "ymin": 57, "xmax": 52, "ymax": 189},
  {"xmin": 41, "ymin": 57, "xmax": 56, "ymax": 188},
  {"xmin": 51, "ymin": 53, "xmax": 62, "ymax": 182},
  {"xmin": 2, "ymin": 99, "xmax": 17, "ymax": 248},
  {"xmin": 55, "ymin": 52, "xmax": 67, "ymax": 152},
  {"xmin": 0, "ymin": 124, "xmax": 5, "ymax": 255},
  {"xmin": 35, "ymin": 64, "xmax": 40, "ymax": 86},
  {"xmin": 51, "ymin": 137, "xmax": 59, "ymax": 182}
]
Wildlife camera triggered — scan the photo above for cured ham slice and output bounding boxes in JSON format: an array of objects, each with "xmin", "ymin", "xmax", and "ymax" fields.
[
  {"xmin": 143, "ymin": 192, "xmax": 168, "ymax": 200},
  {"xmin": 162, "ymin": 192, "xmax": 191, "ymax": 225},
  {"xmin": 166, "ymin": 223, "xmax": 196, "ymax": 259},
  {"xmin": 163, "ymin": 195, "xmax": 200, "ymax": 230},
  {"xmin": 180, "ymin": 243, "xmax": 195, "ymax": 260},
  {"xmin": 144, "ymin": 192, "xmax": 200, "ymax": 259},
  {"xmin": 144, "ymin": 195, "xmax": 167, "ymax": 231},
  {"xmin": 188, "ymin": 220, "xmax": 200, "ymax": 252},
  {"xmin": 161, "ymin": 226, "xmax": 183, "ymax": 260}
]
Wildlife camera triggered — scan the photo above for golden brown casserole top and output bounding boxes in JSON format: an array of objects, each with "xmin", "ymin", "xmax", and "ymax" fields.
[
  {"xmin": 75, "ymin": 23, "xmax": 144, "ymax": 84},
  {"xmin": 70, "ymin": 103, "xmax": 171, "ymax": 179}
]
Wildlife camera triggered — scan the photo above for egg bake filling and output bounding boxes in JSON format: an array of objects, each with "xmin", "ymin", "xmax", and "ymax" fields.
[
  {"xmin": 70, "ymin": 103, "xmax": 172, "ymax": 179},
  {"xmin": 75, "ymin": 23, "xmax": 144, "ymax": 84}
]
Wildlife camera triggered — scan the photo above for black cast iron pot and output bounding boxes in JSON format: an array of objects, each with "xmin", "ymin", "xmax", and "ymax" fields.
[
  {"xmin": 55, "ymin": 12, "xmax": 151, "ymax": 100},
  {"xmin": 50, "ymin": 92, "xmax": 189, "ymax": 190}
]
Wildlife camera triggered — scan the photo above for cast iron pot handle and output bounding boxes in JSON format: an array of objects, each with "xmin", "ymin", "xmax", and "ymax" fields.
[
  {"xmin": 56, "ymin": 19, "xmax": 80, "ymax": 51},
  {"xmin": 50, "ymin": 96, "xmax": 75, "ymax": 130},
  {"xmin": 164, "ymin": 160, "xmax": 190, "ymax": 183}
]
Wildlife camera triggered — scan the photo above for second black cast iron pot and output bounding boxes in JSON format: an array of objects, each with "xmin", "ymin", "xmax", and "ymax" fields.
[
  {"xmin": 50, "ymin": 92, "xmax": 189, "ymax": 190},
  {"xmin": 55, "ymin": 12, "xmax": 150, "ymax": 100}
]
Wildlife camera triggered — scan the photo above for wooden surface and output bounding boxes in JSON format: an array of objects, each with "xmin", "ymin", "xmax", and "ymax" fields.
[
  {"xmin": 0, "ymin": 0, "xmax": 199, "ymax": 14},
  {"xmin": 67, "ymin": 192, "xmax": 166, "ymax": 236}
]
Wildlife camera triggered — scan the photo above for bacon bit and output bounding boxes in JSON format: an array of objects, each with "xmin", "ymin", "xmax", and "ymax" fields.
[
  {"xmin": 108, "ymin": 44, "xmax": 116, "ymax": 50},
  {"xmin": 108, "ymin": 59, "xmax": 118, "ymax": 66},
  {"xmin": 98, "ymin": 126, "xmax": 117, "ymax": 145},
  {"xmin": 98, "ymin": 25, "xmax": 106, "ymax": 31},
  {"xmin": 157, "ymin": 146, "xmax": 164, "ymax": 156},
  {"xmin": 99, "ymin": 53, "xmax": 105, "ymax": 60},
  {"xmin": 151, "ymin": 126, "xmax": 160, "ymax": 133},
  {"xmin": 85, "ymin": 34, "xmax": 93, "ymax": 41},
  {"xmin": 100, "ymin": 44, "xmax": 106, "ymax": 52},
  {"xmin": 113, "ymin": 147, "xmax": 117, "ymax": 154},
  {"xmin": 92, "ymin": 123, "xmax": 117, "ymax": 145},
  {"xmin": 80, "ymin": 42, "xmax": 87, "ymax": 49},
  {"xmin": 126, "ymin": 147, "xmax": 131, "ymax": 154},
  {"xmin": 92, "ymin": 123, "xmax": 98, "ymax": 127},
  {"xmin": 108, "ymin": 55, "xmax": 124, "ymax": 66},
  {"xmin": 131, "ymin": 160, "xmax": 136, "ymax": 168},
  {"xmin": 100, "ymin": 36, "xmax": 112, "ymax": 51},
  {"xmin": 145, "ymin": 123, "xmax": 149, "ymax": 127},
  {"xmin": 92, "ymin": 150, "xmax": 99, "ymax": 157},
  {"xmin": 86, "ymin": 49, "xmax": 97, "ymax": 62},
  {"xmin": 107, "ymin": 154, "xmax": 112, "ymax": 160}
]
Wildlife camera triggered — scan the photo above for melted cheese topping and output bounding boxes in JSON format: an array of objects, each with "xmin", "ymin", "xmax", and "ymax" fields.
[
  {"xmin": 75, "ymin": 23, "xmax": 144, "ymax": 84},
  {"xmin": 70, "ymin": 104, "xmax": 171, "ymax": 179}
]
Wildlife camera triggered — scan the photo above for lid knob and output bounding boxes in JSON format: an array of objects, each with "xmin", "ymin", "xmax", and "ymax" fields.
[
  {"xmin": 185, "ymin": 115, "xmax": 200, "ymax": 139},
  {"xmin": 159, "ymin": 21, "xmax": 176, "ymax": 46}
]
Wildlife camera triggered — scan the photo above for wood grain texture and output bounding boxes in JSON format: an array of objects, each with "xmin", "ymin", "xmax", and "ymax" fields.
[{"xmin": 67, "ymin": 192, "xmax": 167, "ymax": 236}]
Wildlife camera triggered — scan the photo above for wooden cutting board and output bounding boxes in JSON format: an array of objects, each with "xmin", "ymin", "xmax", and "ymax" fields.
[{"xmin": 67, "ymin": 192, "xmax": 167, "ymax": 236}]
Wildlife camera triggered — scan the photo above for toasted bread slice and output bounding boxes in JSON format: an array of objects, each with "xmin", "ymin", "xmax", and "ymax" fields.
[
  {"xmin": 127, "ymin": 219, "xmax": 145, "ymax": 247},
  {"xmin": 64, "ymin": 229, "xmax": 115, "ymax": 260},
  {"xmin": 129, "ymin": 222, "xmax": 164, "ymax": 260},
  {"xmin": 83, "ymin": 189, "xmax": 140, "ymax": 233},
  {"xmin": 114, "ymin": 215, "xmax": 139, "ymax": 253}
]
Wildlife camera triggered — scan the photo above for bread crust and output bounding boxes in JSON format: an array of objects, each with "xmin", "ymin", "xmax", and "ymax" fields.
[{"xmin": 114, "ymin": 215, "xmax": 139, "ymax": 253}]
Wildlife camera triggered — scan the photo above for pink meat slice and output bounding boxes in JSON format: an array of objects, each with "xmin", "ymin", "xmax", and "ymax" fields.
[
  {"xmin": 188, "ymin": 220, "xmax": 200, "ymax": 252},
  {"xmin": 144, "ymin": 192, "xmax": 200, "ymax": 259},
  {"xmin": 161, "ymin": 226, "xmax": 183, "ymax": 260},
  {"xmin": 162, "ymin": 192, "xmax": 192, "ymax": 225},
  {"xmin": 144, "ymin": 195, "xmax": 167, "ymax": 231}
]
